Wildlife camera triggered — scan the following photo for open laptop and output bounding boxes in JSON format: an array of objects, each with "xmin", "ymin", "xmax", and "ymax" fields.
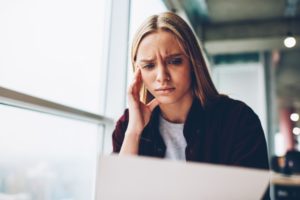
[{"xmin": 96, "ymin": 155, "xmax": 270, "ymax": 200}]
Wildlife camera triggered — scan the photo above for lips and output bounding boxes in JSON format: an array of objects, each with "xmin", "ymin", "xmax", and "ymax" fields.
[{"xmin": 155, "ymin": 87, "xmax": 175, "ymax": 94}]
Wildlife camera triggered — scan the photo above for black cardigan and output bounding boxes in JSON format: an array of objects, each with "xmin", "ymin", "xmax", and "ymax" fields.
[{"xmin": 112, "ymin": 96, "xmax": 269, "ymax": 170}]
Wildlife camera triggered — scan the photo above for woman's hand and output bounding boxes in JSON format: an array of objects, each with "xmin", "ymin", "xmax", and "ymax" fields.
[
  {"xmin": 126, "ymin": 67, "xmax": 159, "ymax": 136},
  {"xmin": 120, "ymin": 67, "xmax": 158, "ymax": 155}
]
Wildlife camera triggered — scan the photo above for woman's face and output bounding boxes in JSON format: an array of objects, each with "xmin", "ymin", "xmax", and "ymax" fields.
[{"xmin": 135, "ymin": 30, "xmax": 193, "ymax": 105}]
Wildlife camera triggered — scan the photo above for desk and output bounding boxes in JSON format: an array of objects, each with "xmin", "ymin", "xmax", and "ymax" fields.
[{"xmin": 271, "ymin": 173, "xmax": 300, "ymax": 200}]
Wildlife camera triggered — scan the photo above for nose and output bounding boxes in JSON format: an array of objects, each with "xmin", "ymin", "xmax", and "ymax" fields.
[{"xmin": 156, "ymin": 62, "xmax": 170, "ymax": 83}]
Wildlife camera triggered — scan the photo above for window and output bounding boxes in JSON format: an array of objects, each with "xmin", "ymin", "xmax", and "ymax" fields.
[
  {"xmin": 0, "ymin": 0, "xmax": 112, "ymax": 199},
  {"xmin": 0, "ymin": 0, "xmax": 108, "ymax": 114},
  {"xmin": 0, "ymin": 104, "xmax": 102, "ymax": 199}
]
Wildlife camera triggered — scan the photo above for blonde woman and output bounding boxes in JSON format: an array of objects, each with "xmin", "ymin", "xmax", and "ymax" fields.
[{"xmin": 112, "ymin": 12, "xmax": 269, "ymax": 170}]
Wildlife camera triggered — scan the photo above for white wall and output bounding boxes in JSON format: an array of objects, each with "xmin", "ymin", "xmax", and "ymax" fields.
[{"xmin": 213, "ymin": 62, "xmax": 267, "ymax": 135}]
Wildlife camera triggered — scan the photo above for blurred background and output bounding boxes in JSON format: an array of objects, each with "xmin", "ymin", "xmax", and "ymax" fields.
[{"xmin": 0, "ymin": 0, "xmax": 299, "ymax": 199}]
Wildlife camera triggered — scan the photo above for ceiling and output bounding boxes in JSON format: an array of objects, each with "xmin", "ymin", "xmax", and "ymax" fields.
[
  {"xmin": 164, "ymin": 0, "xmax": 300, "ymax": 111},
  {"xmin": 205, "ymin": 0, "xmax": 298, "ymax": 23}
]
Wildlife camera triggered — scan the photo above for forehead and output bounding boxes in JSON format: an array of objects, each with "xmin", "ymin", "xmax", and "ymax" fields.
[{"xmin": 136, "ymin": 30, "xmax": 185, "ymax": 60}]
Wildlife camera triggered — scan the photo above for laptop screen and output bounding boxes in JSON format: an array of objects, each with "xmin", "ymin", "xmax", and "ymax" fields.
[{"xmin": 96, "ymin": 155, "xmax": 270, "ymax": 200}]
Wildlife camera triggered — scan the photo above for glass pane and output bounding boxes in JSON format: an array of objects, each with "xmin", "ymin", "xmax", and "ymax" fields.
[
  {"xmin": 0, "ymin": 104, "xmax": 101, "ymax": 200},
  {"xmin": 0, "ymin": 0, "xmax": 108, "ymax": 114}
]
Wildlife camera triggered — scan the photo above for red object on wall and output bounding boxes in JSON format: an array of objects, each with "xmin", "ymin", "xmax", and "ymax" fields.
[{"xmin": 279, "ymin": 107, "xmax": 295, "ymax": 152}]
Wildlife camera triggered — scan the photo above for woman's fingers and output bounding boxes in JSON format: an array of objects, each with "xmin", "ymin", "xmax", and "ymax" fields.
[
  {"xmin": 134, "ymin": 68, "xmax": 142, "ymax": 90},
  {"xmin": 147, "ymin": 98, "xmax": 159, "ymax": 111},
  {"xmin": 128, "ymin": 67, "xmax": 142, "ymax": 101}
]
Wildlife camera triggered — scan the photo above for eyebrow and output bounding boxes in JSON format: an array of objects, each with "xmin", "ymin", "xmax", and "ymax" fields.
[
  {"xmin": 138, "ymin": 58, "xmax": 155, "ymax": 63},
  {"xmin": 165, "ymin": 53, "xmax": 184, "ymax": 59},
  {"xmin": 137, "ymin": 53, "xmax": 184, "ymax": 63}
]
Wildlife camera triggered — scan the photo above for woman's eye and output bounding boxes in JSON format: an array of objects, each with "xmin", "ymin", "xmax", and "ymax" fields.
[
  {"xmin": 143, "ymin": 63, "xmax": 155, "ymax": 69},
  {"xmin": 168, "ymin": 57, "xmax": 182, "ymax": 65}
]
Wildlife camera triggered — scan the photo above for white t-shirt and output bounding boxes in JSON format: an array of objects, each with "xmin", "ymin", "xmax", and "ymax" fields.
[{"xmin": 159, "ymin": 115, "xmax": 187, "ymax": 161}]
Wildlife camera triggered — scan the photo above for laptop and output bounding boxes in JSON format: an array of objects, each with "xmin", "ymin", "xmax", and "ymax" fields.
[{"xmin": 96, "ymin": 155, "xmax": 270, "ymax": 200}]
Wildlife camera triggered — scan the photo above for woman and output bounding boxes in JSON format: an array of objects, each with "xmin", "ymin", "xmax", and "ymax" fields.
[{"xmin": 112, "ymin": 12, "xmax": 269, "ymax": 170}]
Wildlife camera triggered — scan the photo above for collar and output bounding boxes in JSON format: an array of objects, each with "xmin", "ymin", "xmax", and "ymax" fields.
[
  {"xmin": 141, "ymin": 98, "xmax": 206, "ymax": 146},
  {"xmin": 183, "ymin": 98, "xmax": 206, "ymax": 144}
]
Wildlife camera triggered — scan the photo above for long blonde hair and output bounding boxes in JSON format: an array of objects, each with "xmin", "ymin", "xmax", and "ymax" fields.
[{"xmin": 131, "ymin": 12, "xmax": 219, "ymax": 107}]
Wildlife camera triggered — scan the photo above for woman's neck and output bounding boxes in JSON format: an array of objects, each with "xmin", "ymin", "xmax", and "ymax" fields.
[{"xmin": 159, "ymin": 95, "xmax": 194, "ymax": 124}]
